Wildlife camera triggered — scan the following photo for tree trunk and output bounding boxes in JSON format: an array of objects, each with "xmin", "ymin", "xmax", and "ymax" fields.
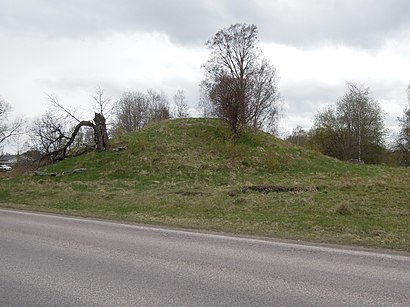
[
  {"xmin": 93, "ymin": 113, "xmax": 109, "ymax": 152},
  {"xmin": 39, "ymin": 113, "xmax": 109, "ymax": 165}
]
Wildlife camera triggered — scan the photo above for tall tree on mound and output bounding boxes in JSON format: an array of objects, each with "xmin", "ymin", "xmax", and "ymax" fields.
[
  {"xmin": 32, "ymin": 88, "xmax": 110, "ymax": 164},
  {"xmin": 201, "ymin": 23, "xmax": 281, "ymax": 135}
]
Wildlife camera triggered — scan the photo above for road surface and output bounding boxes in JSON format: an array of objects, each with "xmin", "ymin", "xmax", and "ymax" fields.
[{"xmin": 0, "ymin": 209, "xmax": 409, "ymax": 306}]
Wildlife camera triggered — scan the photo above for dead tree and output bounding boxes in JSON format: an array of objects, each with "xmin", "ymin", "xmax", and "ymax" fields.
[
  {"xmin": 38, "ymin": 92, "xmax": 110, "ymax": 164},
  {"xmin": 40, "ymin": 113, "xmax": 109, "ymax": 164},
  {"xmin": 93, "ymin": 113, "xmax": 109, "ymax": 152}
]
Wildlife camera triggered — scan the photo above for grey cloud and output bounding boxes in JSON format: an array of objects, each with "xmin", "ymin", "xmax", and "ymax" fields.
[
  {"xmin": 277, "ymin": 81, "xmax": 344, "ymax": 130},
  {"xmin": 281, "ymin": 79, "xmax": 409, "ymax": 115},
  {"xmin": 368, "ymin": 80, "xmax": 409, "ymax": 103},
  {"xmin": 1, "ymin": 0, "xmax": 409, "ymax": 48},
  {"xmin": 281, "ymin": 81, "xmax": 345, "ymax": 114},
  {"xmin": 0, "ymin": 0, "xmax": 225, "ymax": 45},
  {"xmin": 248, "ymin": 0, "xmax": 410, "ymax": 49}
]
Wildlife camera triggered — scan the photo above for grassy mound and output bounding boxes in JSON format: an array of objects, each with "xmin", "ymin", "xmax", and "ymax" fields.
[{"xmin": 1, "ymin": 118, "xmax": 409, "ymax": 251}]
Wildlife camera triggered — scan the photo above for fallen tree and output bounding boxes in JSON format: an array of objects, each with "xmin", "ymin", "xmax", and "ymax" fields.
[
  {"xmin": 40, "ymin": 113, "xmax": 109, "ymax": 164},
  {"xmin": 34, "ymin": 89, "xmax": 111, "ymax": 165},
  {"xmin": 241, "ymin": 185, "xmax": 319, "ymax": 194},
  {"xmin": 34, "ymin": 168, "xmax": 87, "ymax": 177}
]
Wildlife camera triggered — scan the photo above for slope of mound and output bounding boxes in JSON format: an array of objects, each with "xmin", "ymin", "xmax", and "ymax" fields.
[
  {"xmin": 43, "ymin": 118, "xmax": 348, "ymax": 185},
  {"xmin": 1, "ymin": 118, "xmax": 409, "ymax": 251}
]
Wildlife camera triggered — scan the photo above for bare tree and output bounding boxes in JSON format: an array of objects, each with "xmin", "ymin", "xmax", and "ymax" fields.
[
  {"xmin": 146, "ymin": 89, "xmax": 170, "ymax": 124},
  {"xmin": 197, "ymin": 87, "xmax": 215, "ymax": 118},
  {"xmin": 0, "ymin": 97, "xmax": 11, "ymax": 125},
  {"xmin": 246, "ymin": 59, "xmax": 281, "ymax": 131},
  {"xmin": 92, "ymin": 86, "xmax": 112, "ymax": 119},
  {"xmin": 114, "ymin": 91, "xmax": 149, "ymax": 133},
  {"xmin": 0, "ymin": 96, "xmax": 23, "ymax": 149},
  {"xmin": 172, "ymin": 90, "xmax": 190, "ymax": 118},
  {"xmin": 113, "ymin": 89, "xmax": 171, "ymax": 135},
  {"xmin": 201, "ymin": 23, "xmax": 280, "ymax": 135},
  {"xmin": 31, "ymin": 112, "xmax": 69, "ymax": 154}
]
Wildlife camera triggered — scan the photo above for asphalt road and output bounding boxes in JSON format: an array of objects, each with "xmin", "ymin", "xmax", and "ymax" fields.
[{"xmin": 0, "ymin": 209, "xmax": 409, "ymax": 306}]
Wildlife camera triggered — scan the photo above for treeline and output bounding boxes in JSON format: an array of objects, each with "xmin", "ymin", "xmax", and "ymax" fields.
[{"xmin": 286, "ymin": 83, "xmax": 410, "ymax": 166}]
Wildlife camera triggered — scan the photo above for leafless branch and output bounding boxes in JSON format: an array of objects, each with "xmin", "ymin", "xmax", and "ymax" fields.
[{"xmin": 46, "ymin": 93, "xmax": 81, "ymax": 123}]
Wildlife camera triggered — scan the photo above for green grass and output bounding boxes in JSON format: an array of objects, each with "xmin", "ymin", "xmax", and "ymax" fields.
[{"xmin": 1, "ymin": 118, "xmax": 409, "ymax": 251}]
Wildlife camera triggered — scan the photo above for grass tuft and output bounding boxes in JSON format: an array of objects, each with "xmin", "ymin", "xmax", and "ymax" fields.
[{"xmin": 335, "ymin": 203, "xmax": 353, "ymax": 215}]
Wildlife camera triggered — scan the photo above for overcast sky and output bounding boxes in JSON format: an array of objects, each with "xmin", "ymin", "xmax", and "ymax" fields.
[{"xmin": 1, "ymin": 0, "xmax": 410, "ymax": 152}]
